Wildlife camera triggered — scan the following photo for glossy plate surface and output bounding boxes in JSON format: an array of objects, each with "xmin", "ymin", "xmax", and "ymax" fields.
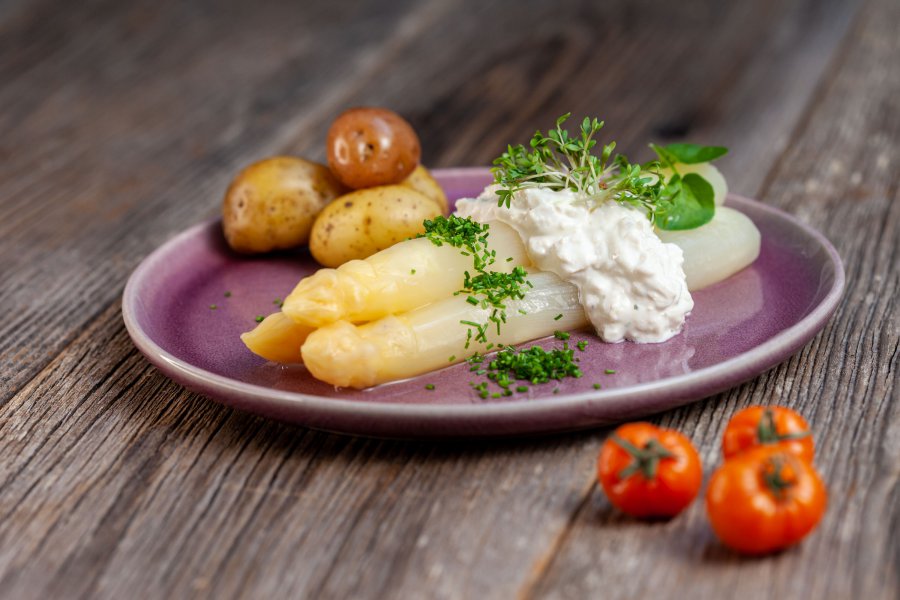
[{"xmin": 122, "ymin": 168, "xmax": 844, "ymax": 438}]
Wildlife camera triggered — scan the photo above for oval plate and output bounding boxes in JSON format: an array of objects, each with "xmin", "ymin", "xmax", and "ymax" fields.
[{"xmin": 122, "ymin": 168, "xmax": 844, "ymax": 438}]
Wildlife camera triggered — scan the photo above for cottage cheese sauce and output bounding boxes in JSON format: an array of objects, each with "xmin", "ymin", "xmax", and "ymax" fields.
[{"xmin": 455, "ymin": 186, "xmax": 693, "ymax": 343}]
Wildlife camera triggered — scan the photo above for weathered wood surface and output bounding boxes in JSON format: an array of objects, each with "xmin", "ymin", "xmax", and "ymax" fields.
[{"xmin": 0, "ymin": 0, "xmax": 896, "ymax": 598}]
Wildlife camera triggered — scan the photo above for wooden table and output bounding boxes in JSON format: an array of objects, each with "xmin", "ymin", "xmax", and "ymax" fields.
[{"xmin": 1, "ymin": 0, "xmax": 897, "ymax": 597}]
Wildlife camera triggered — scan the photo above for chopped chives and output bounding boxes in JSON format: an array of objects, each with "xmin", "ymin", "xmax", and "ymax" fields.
[{"xmin": 605, "ymin": 369, "xmax": 617, "ymax": 374}]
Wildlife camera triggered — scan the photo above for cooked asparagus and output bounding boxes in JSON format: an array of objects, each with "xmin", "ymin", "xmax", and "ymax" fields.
[
  {"xmin": 282, "ymin": 220, "xmax": 529, "ymax": 327},
  {"xmin": 300, "ymin": 271, "xmax": 587, "ymax": 388},
  {"xmin": 240, "ymin": 312, "xmax": 314, "ymax": 363}
]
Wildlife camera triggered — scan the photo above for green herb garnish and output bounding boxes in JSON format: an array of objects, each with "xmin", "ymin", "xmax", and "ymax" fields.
[
  {"xmin": 425, "ymin": 384, "xmax": 435, "ymax": 390},
  {"xmin": 254, "ymin": 315, "xmax": 265, "ymax": 323},
  {"xmin": 419, "ymin": 215, "xmax": 494, "ymax": 270},
  {"xmin": 491, "ymin": 113, "xmax": 726, "ymax": 230},
  {"xmin": 421, "ymin": 216, "xmax": 531, "ymax": 348},
  {"xmin": 605, "ymin": 369, "xmax": 616, "ymax": 374},
  {"xmin": 466, "ymin": 342, "xmax": 583, "ymax": 397},
  {"xmin": 223, "ymin": 291, "xmax": 232, "ymax": 297},
  {"xmin": 457, "ymin": 266, "xmax": 529, "ymax": 345}
]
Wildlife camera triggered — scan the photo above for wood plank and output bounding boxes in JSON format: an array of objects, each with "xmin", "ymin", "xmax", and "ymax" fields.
[
  {"xmin": 0, "ymin": 0, "xmax": 443, "ymax": 402},
  {"xmin": 0, "ymin": 0, "xmax": 877, "ymax": 598},
  {"xmin": 0, "ymin": 0, "xmax": 858, "ymax": 406},
  {"xmin": 525, "ymin": 0, "xmax": 899, "ymax": 597}
]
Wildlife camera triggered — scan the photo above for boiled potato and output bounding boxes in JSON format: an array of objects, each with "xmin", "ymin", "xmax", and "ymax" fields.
[
  {"xmin": 310, "ymin": 185, "xmax": 442, "ymax": 267},
  {"xmin": 657, "ymin": 206, "xmax": 760, "ymax": 290},
  {"xmin": 222, "ymin": 156, "xmax": 346, "ymax": 253},
  {"xmin": 401, "ymin": 165, "xmax": 448, "ymax": 214},
  {"xmin": 326, "ymin": 107, "xmax": 421, "ymax": 189}
]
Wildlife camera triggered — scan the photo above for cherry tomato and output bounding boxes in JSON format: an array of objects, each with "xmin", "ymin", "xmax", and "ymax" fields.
[
  {"xmin": 723, "ymin": 405, "xmax": 814, "ymax": 462},
  {"xmin": 327, "ymin": 107, "xmax": 421, "ymax": 189},
  {"xmin": 706, "ymin": 446, "xmax": 826, "ymax": 554},
  {"xmin": 597, "ymin": 422, "xmax": 702, "ymax": 518}
]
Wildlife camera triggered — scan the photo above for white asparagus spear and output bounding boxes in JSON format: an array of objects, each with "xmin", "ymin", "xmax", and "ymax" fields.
[
  {"xmin": 300, "ymin": 272, "xmax": 588, "ymax": 388},
  {"xmin": 246, "ymin": 206, "xmax": 761, "ymax": 367},
  {"xmin": 282, "ymin": 220, "xmax": 529, "ymax": 327},
  {"xmin": 240, "ymin": 312, "xmax": 314, "ymax": 363}
]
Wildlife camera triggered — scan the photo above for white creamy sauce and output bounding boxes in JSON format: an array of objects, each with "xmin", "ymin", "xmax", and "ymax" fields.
[{"xmin": 455, "ymin": 186, "xmax": 693, "ymax": 343}]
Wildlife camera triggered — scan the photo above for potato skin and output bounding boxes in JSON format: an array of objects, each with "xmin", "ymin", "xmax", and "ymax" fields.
[
  {"xmin": 222, "ymin": 156, "xmax": 346, "ymax": 253},
  {"xmin": 401, "ymin": 165, "xmax": 448, "ymax": 214},
  {"xmin": 310, "ymin": 185, "xmax": 442, "ymax": 267},
  {"xmin": 326, "ymin": 107, "xmax": 421, "ymax": 189}
]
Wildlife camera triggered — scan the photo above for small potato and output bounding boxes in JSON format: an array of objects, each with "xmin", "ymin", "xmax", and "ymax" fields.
[
  {"xmin": 222, "ymin": 156, "xmax": 345, "ymax": 254},
  {"xmin": 401, "ymin": 165, "xmax": 448, "ymax": 214},
  {"xmin": 326, "ymin": 107, "xmax": 421, "ymax": 189},
  {"xmin": 310, "ymin": 185, "xmax": 442, "ymax": 267}
]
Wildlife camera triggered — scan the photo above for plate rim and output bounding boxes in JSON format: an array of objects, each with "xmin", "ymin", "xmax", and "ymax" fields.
[{"xmin": 122, "ymin": 168, "xmax": 845, "ymax": 429}]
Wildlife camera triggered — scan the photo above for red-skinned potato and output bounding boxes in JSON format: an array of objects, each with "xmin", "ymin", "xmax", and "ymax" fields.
[
  {"xmin": 327, "ymin": 107, "xmax": 421, "ymax": 189},
  {"xmin": 222, "ymin": 157, "xmax": 346, "ymax": 253}
]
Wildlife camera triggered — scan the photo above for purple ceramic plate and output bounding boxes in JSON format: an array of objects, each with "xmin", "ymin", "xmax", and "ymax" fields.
[{"xmin": 122, "ymin": 168, "xmax": 844, "ymax": 438}]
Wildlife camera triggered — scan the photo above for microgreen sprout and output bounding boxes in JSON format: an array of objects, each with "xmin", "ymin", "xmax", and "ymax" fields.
[{"xmin": 491, "ymin": 113, "xmax": 728, "ymax": 230}]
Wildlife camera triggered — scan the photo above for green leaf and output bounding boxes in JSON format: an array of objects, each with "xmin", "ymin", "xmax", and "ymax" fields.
[
  {"xmin": 649, "ymin": 143, "xmax": 677, "ymax": 168},
  {"xmin": 656, "ymin": 173, "xmax": 715, "ymax": 230},
  {"xmin": 662, "ymin": 143, "xmax": 728, "ymax": 164}
]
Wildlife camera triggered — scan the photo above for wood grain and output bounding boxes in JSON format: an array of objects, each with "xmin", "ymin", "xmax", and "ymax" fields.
[
  {"xmin": 526, "ymin": 0, "xmax": 900, "ymax": 597},
  {"xmin": 1, "ymin": 0, "xmax": 896, "ymax": 598}
]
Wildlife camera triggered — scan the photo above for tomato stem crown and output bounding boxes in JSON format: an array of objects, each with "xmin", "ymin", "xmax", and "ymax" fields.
[
  {"xmin": 757, "ymin": 408, "xmax": 810, "ymax": 445},
  {"xmin": 612, "ymin": 435, "xmax": 675, "ymax": 481},
  {"xmin": 761, "ymin": 454, "xmax": 798, "ymax": 500}
]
